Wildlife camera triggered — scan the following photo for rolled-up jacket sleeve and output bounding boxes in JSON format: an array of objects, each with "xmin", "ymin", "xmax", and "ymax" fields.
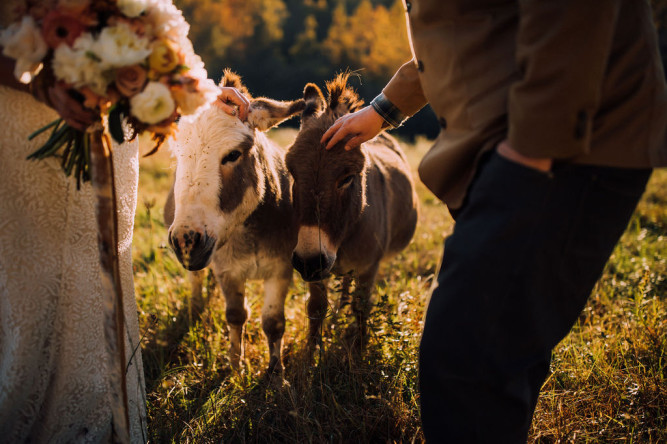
[
  {"xmin": 380, "ymin": 60, "xmax": 428, "ymax": 121},
  {"xmin": 508, "ymin": 0, "xmax": 621, "ymax": 159}
]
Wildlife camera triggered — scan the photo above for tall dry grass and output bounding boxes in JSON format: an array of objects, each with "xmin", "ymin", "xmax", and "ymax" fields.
[{"xmin": 133, "ymin": 130, "xmax": 665, "ymax": 443}]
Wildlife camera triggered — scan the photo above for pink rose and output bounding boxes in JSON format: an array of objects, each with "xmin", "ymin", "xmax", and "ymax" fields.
[{"xmin": 115, "ymin": 65, "xmax": 147, "ymax": 97}]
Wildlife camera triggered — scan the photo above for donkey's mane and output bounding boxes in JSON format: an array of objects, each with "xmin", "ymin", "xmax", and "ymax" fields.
[{"xmin": 326, "ymin": 73, "xmax": 364, "ymax": 114}]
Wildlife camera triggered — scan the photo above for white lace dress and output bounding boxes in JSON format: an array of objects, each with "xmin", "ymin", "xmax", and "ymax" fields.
[{"xmin": 0, "ymin": 86, "xmax": 147, "ymax": 442}]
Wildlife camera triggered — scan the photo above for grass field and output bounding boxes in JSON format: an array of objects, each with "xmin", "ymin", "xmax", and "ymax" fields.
[{"xmin": 132, "ymin": 129, "xmax": 666, "ymax": 443}]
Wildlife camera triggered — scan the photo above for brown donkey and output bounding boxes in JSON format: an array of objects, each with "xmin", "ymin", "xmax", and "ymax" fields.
[{"xmin": 285, "ymin": 73, "xmax": 418, "ymax": 345}]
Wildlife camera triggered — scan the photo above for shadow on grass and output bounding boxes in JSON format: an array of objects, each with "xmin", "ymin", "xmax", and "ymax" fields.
[{"xmin": 146, "ymin": 302, "xmax": 423, "ymax": 443}]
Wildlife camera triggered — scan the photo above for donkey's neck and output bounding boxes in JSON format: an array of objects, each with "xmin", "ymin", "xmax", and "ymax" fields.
[{"xmin": 244, "ymin": 133, "xmax": 296, "ymax": 251}]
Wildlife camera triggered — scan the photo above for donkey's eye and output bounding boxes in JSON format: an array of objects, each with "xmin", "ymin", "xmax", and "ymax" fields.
[
  {"xmin": 221, "ymin": 150, "xmax": 242, "ymax": 165},
  {"xmin": 338, "ymin": 175, "xmax": 355, "ymax": 189}
]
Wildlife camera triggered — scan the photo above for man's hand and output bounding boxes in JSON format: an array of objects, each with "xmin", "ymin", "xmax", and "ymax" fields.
[
  {"xmin": 497, "ymin": 139, "xmax": 552, "ymax": 172},
  {"xmin": 215, "ymin": 86, "xmax": 250, "ymax": 121},
  {"xmin": 321, "ymin": 106, "xmax": 385, "ymax": 150}
]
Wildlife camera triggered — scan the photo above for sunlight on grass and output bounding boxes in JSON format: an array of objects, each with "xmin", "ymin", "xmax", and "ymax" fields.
[{"xmin": 132, "ymin": 130, "xmax": 666, "ymax": 443}]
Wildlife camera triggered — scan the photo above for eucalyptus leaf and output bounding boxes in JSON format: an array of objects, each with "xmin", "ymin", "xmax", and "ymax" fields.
[{"xmin": 109, "ymin": 106, "xmax": 125, "ymax": 145}]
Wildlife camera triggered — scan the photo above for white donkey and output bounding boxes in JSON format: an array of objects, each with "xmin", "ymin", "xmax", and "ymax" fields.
[{"xmin": 164, "ymin": 70, "xmax": 304, "ymax": 373}]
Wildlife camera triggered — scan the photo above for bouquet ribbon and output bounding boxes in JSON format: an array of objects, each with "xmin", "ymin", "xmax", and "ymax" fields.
[{"xmin": 90, "ymin": 127, "xmax": 130, "ymax": 443}]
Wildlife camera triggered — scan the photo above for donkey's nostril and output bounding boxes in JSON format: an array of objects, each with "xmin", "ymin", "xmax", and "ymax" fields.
[
  {"xmin": 168, "ymin": 231, "xmax": 180, "ymax": 254},
  {"xmin": 306, "ymin": 254, "xmax": 331, "ymax": 274},
  {"xmin": 291, "ymin": 252, "xmax": 305, "ymax": 274},
  {"xmin": 169, "ymin": 228, "xmax": 216, "ymax": 271},
  {"xmin": 292, "ymin": 252, "xmax": 333, "ymax": 282}
]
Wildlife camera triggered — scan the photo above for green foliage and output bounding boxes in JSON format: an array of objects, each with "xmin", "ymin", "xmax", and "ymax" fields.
[{"xmin": 133, "ymin": 134, "xmax": 667, "ymax": 442}]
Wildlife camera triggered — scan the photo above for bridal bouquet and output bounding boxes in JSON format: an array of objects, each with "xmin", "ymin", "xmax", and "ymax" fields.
[{"xmin": 0, "ymin": 0, "xmax": 219, "ymax": 186}]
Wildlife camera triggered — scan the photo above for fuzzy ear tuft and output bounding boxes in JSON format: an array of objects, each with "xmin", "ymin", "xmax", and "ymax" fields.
[
  {"xmin": 326, "ymin": 72, "xmax": 363, "ymax": 115},
  {"xmin": 219, "ymin": 69, "xmax": 250, "ymax": 98},
  {"xmin": 247, "ymin": 98, "xmax": 306, "ymax": 131},
  {"xmin": 302, "ymin": 83, "xmax": 326, "ymax": 119}
]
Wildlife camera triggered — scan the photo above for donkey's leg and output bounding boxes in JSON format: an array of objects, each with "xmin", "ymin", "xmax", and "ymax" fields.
[
  {"xmin": 338, "ymin": 275, "xmax": 353, "ymax": 311},
  {"xmin": 352, "ymin": 264, "xmax": 379, "ymax": 345},
  {"xmin": 331, "ymin": 275, "xmax": 352, "ymax": 328},
  {"xmin": 218, "ymin": 275, "xmax": 247, "ymax": 369},
  {"xmin": 262, "ymin": 274, "xmax": 290, "ymax": 374},
  {"xmin": 307, "ymin": 280, "xmax": 328, "ymax": 345},
  {"xmin": 187, "ymin": 269, "xmax": 207, "ymax": 321}
]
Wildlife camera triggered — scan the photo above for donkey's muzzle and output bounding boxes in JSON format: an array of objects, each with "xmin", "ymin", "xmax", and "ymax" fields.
[
  {"xmin": 169, "ymin": 228, "xmax": 217, "ymax": 271},
  {"xmin": 291, "ymin": 251, "xmax": 334, "ymax": 282}
]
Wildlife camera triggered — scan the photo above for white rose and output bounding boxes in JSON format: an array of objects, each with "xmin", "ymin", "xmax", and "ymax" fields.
[
  {"xmin": 53, "ymin": 33, "xmax": 110, "ymax": 95},
  {"xmin": 181, "ymin": 46, "xmax": 208, "ymax": 80},
  {"xmin": 93, "ymin": 22, "xmax": 151, "ymax": 69},
  {"xmin": 118, "ymin": 0, "xmax": 148, "ymax": 18},
  {"xmin": 0, "ymin": 16, "xmax": 48, "ymax": 83},
  {"xmin": 144, "ymin": 0, "xmax": 190, "ymax": 42},
  {"xmin": 130, "ymin": 81, "xmax": 175, "ymax": 124}
]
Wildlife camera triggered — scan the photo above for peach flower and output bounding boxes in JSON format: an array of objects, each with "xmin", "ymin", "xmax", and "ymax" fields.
[
  {"xmin": 115, "ymin": 65, "xmax": 147, "ymax": 97},
  {"xmin": 41, "ymin": 10, "xmax": 86, "ymax": 48},
  {"xmin": 171, "ymin": 76, "xmax": 219, "ymax": 116}
]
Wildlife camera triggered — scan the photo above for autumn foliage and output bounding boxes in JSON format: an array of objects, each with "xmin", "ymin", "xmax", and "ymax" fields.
[{"xmin": 174, "ymin": 0, "xmax": 440, "ymax": 137}]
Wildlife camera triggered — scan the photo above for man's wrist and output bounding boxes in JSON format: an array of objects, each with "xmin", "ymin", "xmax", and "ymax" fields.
[{"xmin": 370, "ymin": 92, "xmax": 406, "ymax": 129}]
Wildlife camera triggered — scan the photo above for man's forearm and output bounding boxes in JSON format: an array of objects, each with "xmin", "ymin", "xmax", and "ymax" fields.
[{"xmin": 382, "ymin": 60, "xmax": 427, "ymax": 118}]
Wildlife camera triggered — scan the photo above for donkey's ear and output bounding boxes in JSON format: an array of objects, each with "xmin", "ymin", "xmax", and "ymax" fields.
[
  {"xmin": 219, "ymin": 68, "xmax": 250, "ymax": 98},
  {"xmin": 326, "ymin": 72, "xmax": 363, "ymax": 115},
  {"xmin": 302, "ymin": 83, "xmax": 326, "ymax": 120},
  {"xmin": 247, "ymin": 98, "xmax": 306, "ymax": 131}
]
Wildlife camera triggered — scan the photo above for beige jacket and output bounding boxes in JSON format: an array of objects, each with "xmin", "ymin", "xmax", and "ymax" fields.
[{"xmin": 383, "ymin": 0, "xmax": 667, "ymax": 208}]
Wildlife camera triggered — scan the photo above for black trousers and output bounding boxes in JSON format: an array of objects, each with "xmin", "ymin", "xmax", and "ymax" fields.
[{"xmin": 419, "ymin": 151, "xmax": 651, "ymax": 443}]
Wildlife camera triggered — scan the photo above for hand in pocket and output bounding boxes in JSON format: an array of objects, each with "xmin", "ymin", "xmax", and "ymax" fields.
[{"xmin": 496, "ymin": 139, "xmax": 552, "ymax": 173}]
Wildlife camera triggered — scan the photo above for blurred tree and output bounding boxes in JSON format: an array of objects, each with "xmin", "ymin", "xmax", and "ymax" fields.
[
  {"xmin": 175, "ymin": 0, "xmax": 439, "ymax": 137},
  {"xmin": 289, "ymin": 14, "xmax": 319, "ymax": 58},
  {"xmin": 363, "ymin": 1, "xmax": 411, "ymax": 77},
  {"xmin": 323, "ymin": 0, "xmax": 411, "ymax": 79}
]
